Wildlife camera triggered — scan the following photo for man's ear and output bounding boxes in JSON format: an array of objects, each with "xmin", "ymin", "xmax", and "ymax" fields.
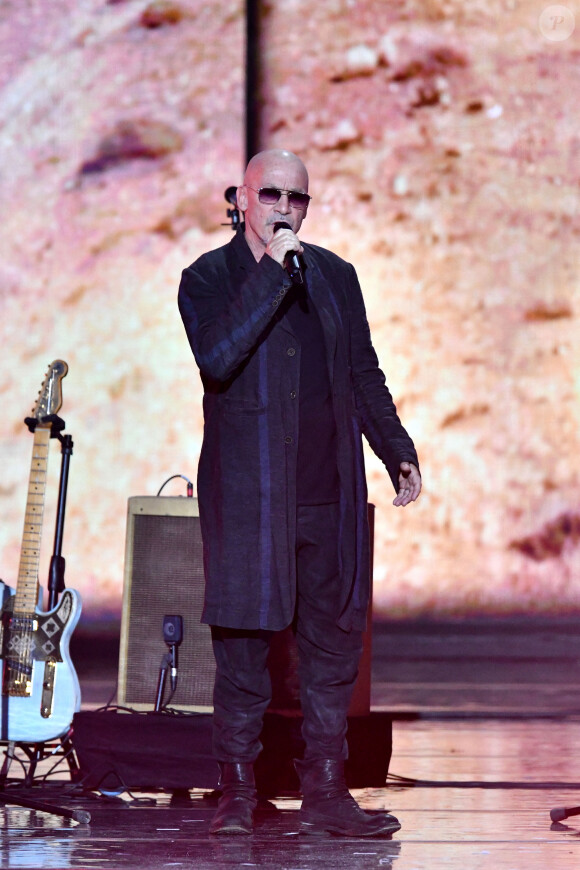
[{"xmin": 236, "ymin": 185, "xmax": 247, "ymax": 212}]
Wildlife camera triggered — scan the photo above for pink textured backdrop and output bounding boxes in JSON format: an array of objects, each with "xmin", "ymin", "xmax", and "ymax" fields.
[{"xmin": 1, "ymin": 1, "xmax": 579, "ymax": 619}]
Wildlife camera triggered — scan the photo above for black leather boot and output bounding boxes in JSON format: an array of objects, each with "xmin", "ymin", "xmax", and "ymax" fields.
[
  {"xmin": 294, "ymin": 758, "xmax": 401, "ymax": 837},
  {"xmin": 209, "ymin": 762, "xmax": 257, "ymax": 835}
]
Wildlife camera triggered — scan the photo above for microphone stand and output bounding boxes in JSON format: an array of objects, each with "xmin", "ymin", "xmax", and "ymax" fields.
[
  {"xmin": 154, "ymin": 618, "xmax": 182, "ymax": 711},
  {"xmin": 154, "ymin": 652, "xmax": 173, "ymax": 713},
  {"xmin": 222, "ymin": 187, "xmax": 240, "ymax": 229},
  {"xmin": 550, "ymin": 804, "xmax": 580, "ymax": 823}
]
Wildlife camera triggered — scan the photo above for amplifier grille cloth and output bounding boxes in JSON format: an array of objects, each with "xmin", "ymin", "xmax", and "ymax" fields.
[{"xmin": 122, "ymin": 513, "xmax": 215, "ymax": 709}]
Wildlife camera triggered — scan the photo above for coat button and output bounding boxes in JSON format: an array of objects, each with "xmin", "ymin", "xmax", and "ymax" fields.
[
  {"xmin": 284, "ymin": 435, "xmax": 294, "ymax": 444},
  {"xmin": 290, "ymin": 390, "xmax": 296, "ymax": 399},
  {"xmin": 287, "ymin": 347, "xmax": 296, "ymax": 356}
]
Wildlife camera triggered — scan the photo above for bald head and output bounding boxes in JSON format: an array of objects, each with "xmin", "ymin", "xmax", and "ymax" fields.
[{"xmin": 244, "ymin": 149, "xmax": 309, "ymax": 190}]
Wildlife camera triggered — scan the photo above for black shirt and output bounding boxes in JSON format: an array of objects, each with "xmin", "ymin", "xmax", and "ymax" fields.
[{"xmin": 284, "ymin": 284, "xmax": 340, "ymax": 505}]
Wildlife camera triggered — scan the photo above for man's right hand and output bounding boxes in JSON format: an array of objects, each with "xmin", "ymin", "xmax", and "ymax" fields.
[{"xmin": 265, "ymin": 226, "xmax": 303, "ymax": 268}]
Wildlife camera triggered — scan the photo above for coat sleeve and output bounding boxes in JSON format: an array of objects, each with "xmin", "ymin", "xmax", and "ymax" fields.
[
  {"xmin": 346, "ymin": 263, "xmax": 420, "ymax": 491},
  {"xmin": 178, "ymin": 249, "xmax": 293, "ymax": 383}
]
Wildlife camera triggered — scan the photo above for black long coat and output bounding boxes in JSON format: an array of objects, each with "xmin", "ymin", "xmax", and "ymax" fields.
[{"xmin": 178, "ymin": 229, "xmax": 419, "ymax": 632}]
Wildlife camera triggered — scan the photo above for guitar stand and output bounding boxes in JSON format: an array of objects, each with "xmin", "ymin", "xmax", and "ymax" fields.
[
  {"xmin": 0, "ymin": 414, "xmax": 90, "ymax": 823},
  {"xmin": 0, "ymin": 734, "xmax": 89, "ymax": 822},
  {"xmin": 0, "ymin": 735, "xmax": 89, "ymax": 824},
  {"xmin": 0, "ymin": 731, "xmax": 80, "ymax": 787}
]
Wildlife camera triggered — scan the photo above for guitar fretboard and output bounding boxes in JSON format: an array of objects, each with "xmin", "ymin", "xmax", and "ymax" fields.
[{"xmin": 14, "ymin": 426, "xmax": 51, "ymax": 614}]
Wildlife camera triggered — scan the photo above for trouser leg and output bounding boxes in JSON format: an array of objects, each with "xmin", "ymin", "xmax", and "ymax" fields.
[
  {"xmin": 211, "ymin": 626, "xmax": 273, "ymax": 763},
  {"xmin": 293, "ymin": 504, "xmax": 401, "ymax": 837},
  {"xmin": 209, "ymin": 627, "xmax": 272, "ymax": 834},
  {"xmin": 294, "ymin": 503, "xmax": 363, "ymax": 761}
]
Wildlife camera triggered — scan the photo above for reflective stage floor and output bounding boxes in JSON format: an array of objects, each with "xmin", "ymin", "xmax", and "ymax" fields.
[{"xmin": 2, "ymin": 619, "xmax": 580, "ymax": 869}]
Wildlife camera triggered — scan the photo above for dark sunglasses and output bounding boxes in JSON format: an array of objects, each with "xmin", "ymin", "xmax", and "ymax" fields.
[{"xmin": 247, "ymin": 186, "xmax": 311, "ymax": 210}]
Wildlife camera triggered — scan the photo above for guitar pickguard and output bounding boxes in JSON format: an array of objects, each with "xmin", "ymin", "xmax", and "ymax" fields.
[{"xmin": 1, "ymin": 591, "xmax": 74, "ymax": 667}]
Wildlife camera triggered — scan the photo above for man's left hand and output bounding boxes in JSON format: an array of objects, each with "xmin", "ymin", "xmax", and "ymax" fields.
[{"xmin": 393, "ymin": 462, "xmax": 422, "ymax": 507}]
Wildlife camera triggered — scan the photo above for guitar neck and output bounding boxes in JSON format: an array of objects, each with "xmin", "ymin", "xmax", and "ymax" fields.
[{"xmin": 14, "ymin": 426, "xmax": 51, "ymax": 614}]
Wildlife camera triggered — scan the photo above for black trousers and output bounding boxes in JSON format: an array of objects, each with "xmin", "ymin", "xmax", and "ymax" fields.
[{"xmin": 211, "ymin": 503, "xmax": 364, "ymax": 763}]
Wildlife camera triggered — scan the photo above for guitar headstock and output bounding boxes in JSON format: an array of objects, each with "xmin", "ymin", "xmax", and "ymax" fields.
[{"xmin": 31, "ymin": 360, "xmax": 69, "ymax": 426}]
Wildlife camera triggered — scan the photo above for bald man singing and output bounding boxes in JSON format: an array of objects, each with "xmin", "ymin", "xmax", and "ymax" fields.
[{"xmin": 178, "ymin": 149, "xmax": 421, "ymax": 837}]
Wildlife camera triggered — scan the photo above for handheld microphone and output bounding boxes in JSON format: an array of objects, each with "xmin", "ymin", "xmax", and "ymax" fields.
[{"xmin": 273, "ymin": 221, "xmax": 304, "ymax": 285}]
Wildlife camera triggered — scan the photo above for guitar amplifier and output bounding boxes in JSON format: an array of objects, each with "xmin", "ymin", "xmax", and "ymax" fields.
[
  {"xmin": 118, "ymin": 497, "xmax": 374, "ymax": 717},
  {"xmin": 117, "ymin": 496, "xmax": 215, "ymax": 712}
]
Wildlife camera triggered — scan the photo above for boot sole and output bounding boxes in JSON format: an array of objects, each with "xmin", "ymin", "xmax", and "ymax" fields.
[
  {"xmin": 300, "ymin": 820, "xmax": 401, "ymax": 837},
  {"xmin": 209, "ymin": 825, "xmax": 253, "ymax": 835}
]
